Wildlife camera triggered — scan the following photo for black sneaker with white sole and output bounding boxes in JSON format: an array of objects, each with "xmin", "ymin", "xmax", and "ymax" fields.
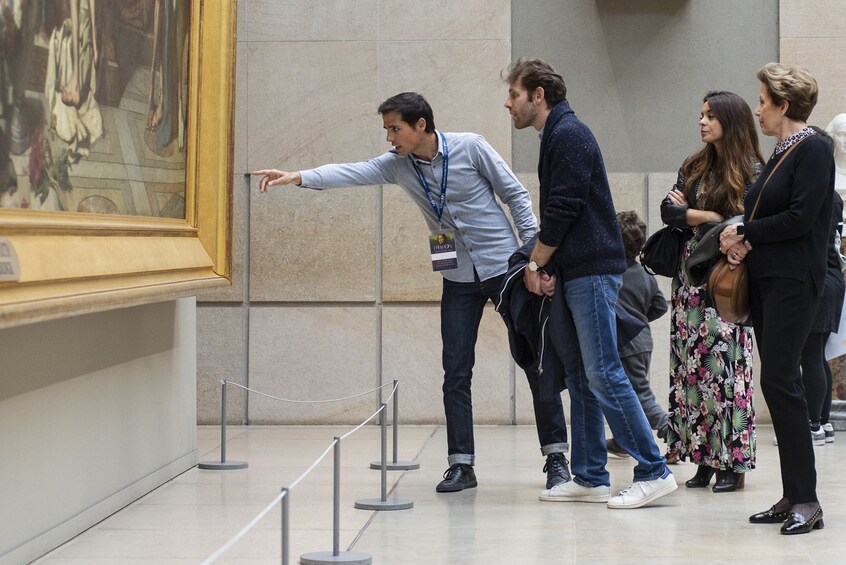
[{"xmin": 543, "ymin": 452, "xmax": 572, "ymax": 489}]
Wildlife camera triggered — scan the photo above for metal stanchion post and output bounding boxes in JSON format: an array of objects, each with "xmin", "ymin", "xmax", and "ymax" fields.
[
  {"xmin": 199, "ymin": 380, "xmax": 248, "ymax": 470},
  {"xmin": 281, "ymin": 488, "xmax": 289, "ymax": 565},
  {"xmin": 356, "ymin": 404, "xmax": 413, "ymax": 511},
  {"xmin": 301, "ymin": 439, "xmax": 373, "ymax": 565},
  {"xmin": 370, "ymin": 381, "xmax": 419, "ymax": 471}
]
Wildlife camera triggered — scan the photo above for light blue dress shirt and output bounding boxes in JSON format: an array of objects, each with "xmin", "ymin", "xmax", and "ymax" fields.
[{"xmin": 298, "ymin": 131, "xmax": 537, "ymax": 282}]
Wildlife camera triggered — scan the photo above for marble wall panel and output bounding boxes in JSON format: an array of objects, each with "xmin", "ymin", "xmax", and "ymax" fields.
[
  {"xmin": 235, "ymin": 0, "xmax": 246, "ymax": 40},
  {"xmin": 609, "ymin": 173, "xmax": 648, "ymax": 222},
  {"xmin": 779, "ymin": 38, "xmax": 846, "ymax": 128},
  {"xmin": 780, "ymin": 0, "xmax": 846, "ymax": 39},
  {"xmin": 244, "ymin": 41, "xmax": 382, "ymax": 301},
  {"xmin": 646, "ymin": 173, "xmax": 677, "ymax": 235},
  {"xmin": 511, "ymin": 0, "xmax": 778, "ymax": 174},
  {"xmin": 197, "ymin": 305, "xmax": 246, "ymax": 424},
  {"xmin": 379, "ymin": 0, "xmax": 509, "ymax": 41},
  {"xmin": 382, "ymin": 304, "xmax": 513, "ymax": 425},
  {"xmin": 246, "ymin": 41, "xmax": 381, "ymax": 171},
  {"xmin": 248, "ymin": 306, "xmax": 378, "ymax": 424},
  {"xmin": 249, "ymin": 183, "xmax": 377, "ymax": 302},
  {"xmin": 245, "ymin": 0, "xmax": 379, "ymax": 42},
  {"xmin": 378, "ymin": 40, "xmax": 513, "ymax": 162},
  {"xmin": 382, "ymin": 184, "xmax": 442, "ymax": 302}
]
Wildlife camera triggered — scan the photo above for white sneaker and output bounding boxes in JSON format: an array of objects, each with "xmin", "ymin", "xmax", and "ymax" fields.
[
  {"xmin": 539, "ymin": 480, "xmax": 611, "ymax": 503},
  {"xmin": 811, "ymin": 427, "xmax": 826, "ymax": 446},
  {"xmin": 823, "ymin": 423, "xmax": 835, "ymax": 443},
  {"xmin": 607, "ymin": 467, "xmax": 678, "ymax": 509}
]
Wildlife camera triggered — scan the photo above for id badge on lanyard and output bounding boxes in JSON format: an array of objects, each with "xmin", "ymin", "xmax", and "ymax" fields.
[
  {"xmin": 429, "ymin": 231, "xmax": 458, "ymax": 271},
  {"xmin": 412, "ymin": 132, "xmax": 458, "ymax": 272}
]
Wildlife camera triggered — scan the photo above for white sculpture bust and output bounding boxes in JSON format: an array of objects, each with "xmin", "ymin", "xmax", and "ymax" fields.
[{"xmin": 826, "ymin": 113, "xmax": 846, "ymax": 191}]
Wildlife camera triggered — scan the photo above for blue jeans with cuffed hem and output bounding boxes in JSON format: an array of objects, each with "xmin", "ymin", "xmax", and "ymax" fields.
[
  {"xmin": 560, "ymin": 274, "xmax": 665, "ymax": 487},
  {"xmin": 442, "ymin": 273, "xmax": 569, "ymax": 468}
]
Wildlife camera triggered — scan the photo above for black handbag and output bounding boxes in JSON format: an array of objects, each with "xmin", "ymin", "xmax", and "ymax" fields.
[{"xmin": 640, "ymin": 226, "xmax": 684, "ymax": 277}]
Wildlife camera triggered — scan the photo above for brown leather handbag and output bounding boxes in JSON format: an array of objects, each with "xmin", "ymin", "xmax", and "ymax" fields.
[
  {"xmin": 707, "ymin": 138, "xmax": 806, "ymax": 325},
  {"xmin": 707, "ymin": 256, "xmax": 750, "ymax": 324}
]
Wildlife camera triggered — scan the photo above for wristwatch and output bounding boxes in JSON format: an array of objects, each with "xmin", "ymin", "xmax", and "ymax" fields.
[
  {"xmin": 736, "ymin": 224, "xmax": 745, "ymax": 240},
  {"xmin": 528, "ymin": 260, "xmax": 542, "ymax": 272}
]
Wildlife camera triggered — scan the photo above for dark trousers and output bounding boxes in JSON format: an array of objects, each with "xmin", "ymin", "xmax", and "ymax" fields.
[
  {"xmin": 751, "ymin": 277, "xmax": 820, "ymax": 504},
  {"xmin": 620, "ymin": 350, "xmax": 667, "ymax": 432},
  {"xmin": 801, "ymin": 332, "xmax": 831, "ymax": 424},
  {"xmin": 441, "ymin": 273, "xmax": 568, "ymax": 465}
]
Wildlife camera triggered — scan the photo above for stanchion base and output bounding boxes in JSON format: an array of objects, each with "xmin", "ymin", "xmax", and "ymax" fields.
[
  {"xmin": 197, "ymin": 460, "xmax": 249, "ymax": 470},
  {"xmin": 369, "ymin": 460, "xmax": 420, "ymax": 471},
  {"xmin": 354, "ymin": 497, "xmax": 413, "ymax": 511},
  {"xmin": 300, "ymin": 551, "xmax": 372, "ymax": 564}
]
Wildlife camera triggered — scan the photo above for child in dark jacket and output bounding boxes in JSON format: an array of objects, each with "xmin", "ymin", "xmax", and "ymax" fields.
[{"xmin": 607, "ymin": 211, "xmax": 669, "ymax": 457}]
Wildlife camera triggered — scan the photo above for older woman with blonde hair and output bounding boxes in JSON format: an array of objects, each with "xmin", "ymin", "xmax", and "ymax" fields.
[{"xmin": 720, "ymin": 63, "xmax": 835, "ymax": 535}]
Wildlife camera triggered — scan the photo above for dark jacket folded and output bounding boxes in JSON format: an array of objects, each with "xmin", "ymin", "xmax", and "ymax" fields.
[{"xmin": 496, "ymin": 238, "xmax": 645, "ymax": 401}]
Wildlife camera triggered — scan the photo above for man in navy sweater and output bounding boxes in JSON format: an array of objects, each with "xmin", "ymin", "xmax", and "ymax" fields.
[{"xmin": 503, "ymin": 58, "xmax": 676, "ymax": 509}]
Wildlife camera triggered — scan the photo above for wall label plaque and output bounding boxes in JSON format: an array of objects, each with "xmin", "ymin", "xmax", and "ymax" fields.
[{"xmin": 0, "ymin": 238, "xmax": 20, "ymax": 282}]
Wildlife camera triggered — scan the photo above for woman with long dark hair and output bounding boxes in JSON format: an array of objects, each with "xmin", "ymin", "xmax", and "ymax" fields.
[{"xmin": 661, "ymin": 91, "xmax": 764, "ymax": 493}]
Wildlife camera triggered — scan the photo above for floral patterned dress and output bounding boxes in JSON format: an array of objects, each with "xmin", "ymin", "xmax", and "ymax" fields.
[{"xmin": 666, "ymin": 225, "xmax": 757, "ymax": 472}]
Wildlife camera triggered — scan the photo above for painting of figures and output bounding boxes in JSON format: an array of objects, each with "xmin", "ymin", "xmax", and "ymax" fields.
[{"xmin": 0, "ymin": 0, "xmax": 189, "ymax": 218}]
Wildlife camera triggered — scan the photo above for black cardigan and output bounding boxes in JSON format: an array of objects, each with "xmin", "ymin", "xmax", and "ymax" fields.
[
  {"xmin": 744, "ymin": 134, "xmax": 835, "ymax": 295},
  {"xmin": 537, "ymin": 101, "xmax": 626, "ymax": 281}
]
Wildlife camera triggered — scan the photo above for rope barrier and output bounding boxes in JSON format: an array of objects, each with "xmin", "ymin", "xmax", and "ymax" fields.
[
  {"xmin": 340, "ymin": 383, "xmax": 397, "ymax": 441},
  {"xmin": 225, "ymin": 380, "xmax": 395, "ymax": 404},
  {"xmin": 200, "ymin": 489, "xmax": 287, "ymax": 565},
  {"xmin": 199, "ymin": 379, "xmax": 415, "ymax": 563}
]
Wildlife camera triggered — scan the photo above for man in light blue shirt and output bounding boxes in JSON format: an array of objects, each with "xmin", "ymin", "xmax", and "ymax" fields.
[{"xmin": 252, "ymin": 92, "xmax": 569, "ymax": 494}]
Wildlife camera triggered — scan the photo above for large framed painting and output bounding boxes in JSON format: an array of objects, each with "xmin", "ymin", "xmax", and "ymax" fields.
[{"xmin": 0, "ymin": 0, "xmax": 235, "ymax": 328}]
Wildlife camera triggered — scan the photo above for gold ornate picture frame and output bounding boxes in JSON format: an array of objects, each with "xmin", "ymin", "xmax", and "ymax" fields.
[{"xmin": 0, "ymin": 0, "xmax": 235, "ymax": 329}]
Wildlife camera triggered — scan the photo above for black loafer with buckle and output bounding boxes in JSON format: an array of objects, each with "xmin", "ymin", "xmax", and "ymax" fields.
[{"xmin": 749, "ymin": 505, "xmax": 791, "ymax": 524}]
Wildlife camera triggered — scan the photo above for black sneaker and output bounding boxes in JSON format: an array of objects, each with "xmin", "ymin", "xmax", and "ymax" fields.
[
  {"xmin": 823, "ymin": 423, "xmax": 835, "ymax": 443},
  {"xmin": 543, "ymin": 452, "xmax": 572, "ymax": 489},
  {"xmin": 436, "ymin": 464, "xmax": 477, "ymax": 493}
]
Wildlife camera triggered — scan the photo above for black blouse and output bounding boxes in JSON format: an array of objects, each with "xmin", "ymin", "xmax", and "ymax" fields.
[{"xmin": 743, "ymin": 133, "xmax": 836, "ymax": 293}]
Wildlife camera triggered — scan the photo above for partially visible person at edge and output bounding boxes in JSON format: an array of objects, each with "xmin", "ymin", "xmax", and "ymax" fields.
[
  {"xmin": 800, "ymin": 127, "xmax": 845, "ymax": 447},
  {"xmin": 719, "ymin": 63, "xmax": 835, "ymax": 535},
  {"xmin": 251, "ymin": 92, "xmax": 572, "ymax": 495},
  {"xmin": 827, "ymin": 113, "xmax": 846, "ymax": 191},
  {"xmin": 605, "ymin": 211, "xmax": 669, "ymax": 459},
  {"xmin": 503, "ymin": 57, "xmax": 677, "ymax": 509},
  {"xmin": 661, "ymin": 91, "xmax": 763, "ymax": 493}
]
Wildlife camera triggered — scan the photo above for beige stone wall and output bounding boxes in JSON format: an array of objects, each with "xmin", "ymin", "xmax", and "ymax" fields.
[{"xmin": 780, "ymin": 0, "xmax": 846, "ymax": 127}]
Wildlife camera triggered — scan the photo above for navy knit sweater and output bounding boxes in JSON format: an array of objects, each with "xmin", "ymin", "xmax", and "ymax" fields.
[{"xmin": 537, "ymin": 101, "xmax": 626, "ymax": 281}]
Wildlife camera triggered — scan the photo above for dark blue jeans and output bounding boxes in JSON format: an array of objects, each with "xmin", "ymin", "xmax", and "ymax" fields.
[
  {"xmin": 560, "ymin": 274, "xmax": 665, "ymax": 486},
  {"xmin": 441, "ymin": 273, "xmax": 569, "ymax": 466}
]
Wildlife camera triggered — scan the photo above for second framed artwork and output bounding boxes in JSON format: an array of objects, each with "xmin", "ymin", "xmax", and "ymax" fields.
[{"xmin": 0, "ymin": 0, "xmax": 236, "ymax": 328}]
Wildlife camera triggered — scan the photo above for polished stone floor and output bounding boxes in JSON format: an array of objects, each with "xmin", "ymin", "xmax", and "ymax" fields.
[{"xmin": 34, "ymin": 424, "xmax": 846, "ymax": 564}]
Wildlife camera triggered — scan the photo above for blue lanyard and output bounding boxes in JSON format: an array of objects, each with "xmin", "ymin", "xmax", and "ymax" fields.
[{"xmin": 411, "ymin": 132, "xmax": 449, "ymax": 225}]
